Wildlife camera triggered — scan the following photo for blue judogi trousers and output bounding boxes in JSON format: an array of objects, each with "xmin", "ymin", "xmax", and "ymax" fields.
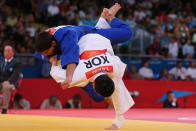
[
  {"xmin": 80, "ymin": 18, "xmax": 132, "ymax": 44},
  {"xmin": 81, "ymin": 82, "xmax": 105, "ymax": 102}
]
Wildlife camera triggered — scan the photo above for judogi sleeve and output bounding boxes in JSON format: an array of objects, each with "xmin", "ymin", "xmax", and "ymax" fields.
[
  {"xmin": 95, "ymin": 17, "xmax": 111, "ymax": 29},
  {"xmin": 50, "ymin": 61, "xmax": 88, "ymax": 87},
  {"xmin": 54, "ymin": 28, "xmax": 80, "ymax": 68}
]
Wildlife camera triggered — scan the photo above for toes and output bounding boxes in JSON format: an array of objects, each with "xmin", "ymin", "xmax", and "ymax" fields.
[{"xmin": 103, "ymin": 8, "xmax": 109, "ymax": 13}]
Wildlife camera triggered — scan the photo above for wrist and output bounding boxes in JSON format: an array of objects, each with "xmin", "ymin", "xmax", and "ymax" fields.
[
  {"xmin": 52, "ymin": 61, "xmax": 57, "ymax": 66},
  {"xmin": 109, "ymin": 16, "xmax": 115, "ymax": 22}
]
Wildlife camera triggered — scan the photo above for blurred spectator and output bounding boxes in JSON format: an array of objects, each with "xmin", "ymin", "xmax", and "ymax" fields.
[
  {"xmin": 26, "ymin": 21, "xmax": 37, "ymax": 38},
  {"xmin": 168, "ymin": 9, "xmax": 177, "ymax": 20},
  {"xmin": 0, "ymin": 45, "xmax": 21, "ymax": 114},
  {"xmin": 13, "ymin": 93, "xmax": 30, "ymax": 109},
  {"xmin": 0, "ymin": 95, "xmax": 3, "ymax": 108},
  {"xmin": 130, "ymin": 65, "xmax": 144, "ymax": 80},
  {"xmin": 182, "ymin": 39, "xmax": 194, "ymax": 59},
  {"xmin": 36, "ymin": 0, "xmax": 48, "ymax": 13},
  {"xmin": 123, "ymin": 67, "xmax": 131, "ymax": 79},
  {"xmin": 66, "ymin": 4, "xmax": 76, "ymax": 20},
  {"xmin": 162, "ymin": 17, "xmax": 175, "ymax": 34},
  {"xmin": 139, "ymin": 61, "xmax": 154, "ymax": 80},
  {"xmin": 40, "ymin": 95, "xmax": 62, "ymax": 109},
  {"xmin": 47, "ymin": 1, "xmax": 60, "ymax": 26},
  {"xmin": 6, "ymin": 14, "xmax": 18, "ymax": 27},
  {"xmin": 47, "ymin": 1, "xmax": 59, "ymax": 16},
  {"xmin": 147, "ymin": 36, "xmax": 161, "ymax": 56},
  {"xmin": 134, "ymin": 7, "xmax": 146, "ymax": 22},
  {"xmin": 142, "ymin": 0, "xmax": 153, "ymax": 9},
  {"xmin": 0, "ymin": 30, "xmax": 5, "ymax": 44},
  {"xmin": 157, "ymin": 10, "xmax": 168, "ymax": 23},
  {"xmin": 163, "ymin": 91, "xmax": 179, "ymax": 108},
  {"xmin": 56, "ymin": 10, "xmax": 68, "ymax": 25},
  {"xmin": 186, "ymin": 61, "xmax": 196, "ymax": 81},
  {"xmin": 126, "ymin": 14, "xmax": 137, "ymax": 29},
  {"xmin": 169, "ymin": 61, "xmax": 186, "ymax": 80},
  {"xmin": 34, "ymin": 52, "xmax": 51, "ymax": 78},
  {"xmin": 168, "ymin": 36, "xmax": 179, "ymax": 59},
  {"xmin": 160, "ymin": 27, "xmax": 172, "ymax": 48},
  {"xmin": 126, "ymin": 0, "xmax": 136, "ymax": 6},
  {"xmin": 158, "ymin": 69, "xmax": 170, "ymax": 80},
  {"xmin": 64, "ymin": 94, "xmax": 82, "ymax": 109},
  {"xmin": 179, "ymin": 21, "xmax": 190, "ymax": 39}
]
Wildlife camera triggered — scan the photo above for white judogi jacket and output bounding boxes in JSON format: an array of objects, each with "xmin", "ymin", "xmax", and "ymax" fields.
[{"xmin": 50, "ymin": 18, "xmax": 134, "ymax": 128}]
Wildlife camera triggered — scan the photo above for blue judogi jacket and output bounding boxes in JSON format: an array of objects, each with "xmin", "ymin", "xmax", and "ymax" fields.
[
  {"xmin": 48, "ymin": 18, "xmax": 132, "ymax": 68},
  {"xmin": 49, "ymin": 26, "xmax": 85, "ymax": 68}
]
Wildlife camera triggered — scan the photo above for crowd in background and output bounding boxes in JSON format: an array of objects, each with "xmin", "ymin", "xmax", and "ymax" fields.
[
  {"xmin": 123, "ymin": 60, "xmax": 196, "ymax": 81},
  {"xmin": 0, "ymin": 0, "xmax": 196, "ymax": 80},
  {"xmin": 0, "ymin": 93, "xmax": 82, "ymax": 109},
  {"xmin": 0, "ymin": 0, "xmax": 196, "ymax": 59}
]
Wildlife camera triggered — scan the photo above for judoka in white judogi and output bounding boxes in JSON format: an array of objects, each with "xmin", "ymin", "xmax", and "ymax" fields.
[{"xmin": 50, "ymin": 17, "xmax": 134, "ymax": 129}]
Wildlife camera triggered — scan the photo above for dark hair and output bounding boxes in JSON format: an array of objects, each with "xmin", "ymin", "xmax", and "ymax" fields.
[
  {"xmin": 73, "ymin": 94, "xmax": 81, "ymax": 100},
  {"xmin": 14, "ymin": 94, "xmax": 23, "ymax": 103},
  {"xmin": 177, "ymin": 60, "xmax": 182, "ymax": 64},
  {"xmin": 49, "ymin": 95, "xmax": 58, "ymax": 100},
  {"xmin": 160, "ymin": 68, "xmax": 167, "ymax": 75},
  {"xmin": 142, "ymin": 60, "xmax": 148, "ymax": 66},
  {"xmin": 94, "ymin": 74, "xmax": 115, "ymax": 97},
  {"xmin": 167, "ymin": 90, "xmax": 173, "ymax": 96},
  {"xmin": 35, "ymin": 31, "xmax": 54, "ymax": 52},
  {"xmin": 171, "ymin": 36, "xmax": 177, "ymax": 40}
]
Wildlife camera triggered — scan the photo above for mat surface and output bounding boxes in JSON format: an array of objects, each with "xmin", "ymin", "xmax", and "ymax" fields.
[{"xmin": 0, "ymin": 109, "xmax": 196, "ymax": 131}]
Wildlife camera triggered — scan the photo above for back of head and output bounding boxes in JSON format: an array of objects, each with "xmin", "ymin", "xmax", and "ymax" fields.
[
  {"xmin": 35, "ymin": 31, "xmax": 54, "ymax": 52},
  {"xmin": 166, "ymin": 90, "xmax": 174, "ymax": 98},
  {"xmin": 14, "ymin": 94, "xmax": 23, "ymax": 103},
  {"xmin": 73, "ymin": 94, "xmax": 81, "ymax": 100},
  {"xmin": 142, "ymin": 60, "xmax": 149, "ymax": 67},
  {"xmin": 49, "ymin": 95, "xmax": 58, "ymax": 105},
  {"xmin": 166, "ymin": 90, "xmax": 175, "ymax": 100},
  {"xmin": 94, "ymin": 74, "xmax": 115, "ymax": 97}
]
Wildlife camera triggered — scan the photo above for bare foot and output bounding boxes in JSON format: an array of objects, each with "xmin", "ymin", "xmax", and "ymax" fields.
[
  {"xmin": 107, "ymin": 3, "xmax": 121, "ymax": 22},
  {"xmin": 101, "ymin": 8, "xmax": 109, "ymax": 19},
  {"xmin": 105, "ymin": 124, "xmax": 119, "ymax": 130},
  {"xmin": 108, "ymin": 3, "xmax": 118, "ymax": 13}
]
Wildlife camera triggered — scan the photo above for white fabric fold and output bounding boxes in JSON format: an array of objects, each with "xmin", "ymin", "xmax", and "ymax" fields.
[
  {"xmin": 112, "ymin": 78, "xmax": 135, "ymax": 115},
  {"xmin": 95, "ymin": 17, "xmax": 111, "ymax": 29}
]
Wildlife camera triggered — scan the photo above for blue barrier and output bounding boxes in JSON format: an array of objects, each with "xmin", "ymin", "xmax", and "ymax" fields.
[
  {"xmin": 121, "ymin": 58, "xmax": 195, "ymax": 75},
  {"xmin": 2, "ymin": 55, "xmax": 194, "ymax": 78},
  {"xmin": 21, "ymin": 59, "xmax": 195, "ymax": 78},
  {"xmin": 22, "ymin": 58, "xmax": 43, "ymax": 78}
]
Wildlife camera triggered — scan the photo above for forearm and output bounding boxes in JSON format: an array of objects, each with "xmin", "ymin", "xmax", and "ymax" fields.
[
  {"xmin": 50, "ymin": 63, "xmax": 83, "ymax": 86},
  {"xmin": 65, "ymin": 63, "xmax": 77, "ymax": 82}
]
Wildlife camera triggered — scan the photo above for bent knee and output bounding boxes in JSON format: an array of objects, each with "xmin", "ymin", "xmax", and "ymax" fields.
[{"xmin": 2, "ymin": 84, "xmax": 14, "ymax": 92}]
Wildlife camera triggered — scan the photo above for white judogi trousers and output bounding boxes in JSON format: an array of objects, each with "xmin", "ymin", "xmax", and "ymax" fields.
[{"xmin": 50, "ymin": 17, "xmax": 134, "ymax": 129}]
